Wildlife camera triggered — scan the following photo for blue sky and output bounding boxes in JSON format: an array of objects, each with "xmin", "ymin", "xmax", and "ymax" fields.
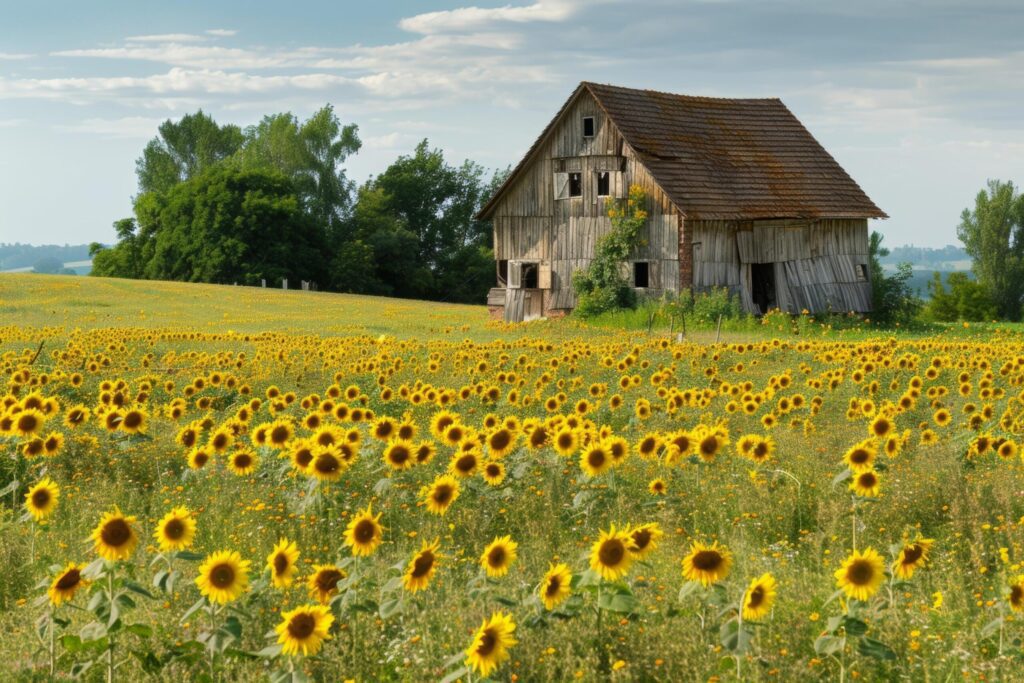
[{"xmin": 1, "ymin": 0, "xmax": 1022, "ymax": 247}]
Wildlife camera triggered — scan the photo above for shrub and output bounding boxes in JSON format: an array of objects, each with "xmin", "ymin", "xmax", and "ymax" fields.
[{"xmin": 925, "ymin": 272, "xmax": 997, "ymax": 322}]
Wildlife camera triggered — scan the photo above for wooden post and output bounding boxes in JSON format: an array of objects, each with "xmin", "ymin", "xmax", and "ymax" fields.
[
  {"xmin": 715, "ymin": 314, "xmax": 723, "ymax": 343},
  {"xmin": 282, "ymin": 278, "xmax": 288, "ymax": 290}
]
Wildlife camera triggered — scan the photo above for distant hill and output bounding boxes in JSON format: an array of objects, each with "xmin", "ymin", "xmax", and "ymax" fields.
[
  {"xmin": 0, "ymin": 243, "xmax": 94, "ymax": 274},
  {"xmin": 879, "ymin": 244, "xmax": 969, "ymax": 270}
]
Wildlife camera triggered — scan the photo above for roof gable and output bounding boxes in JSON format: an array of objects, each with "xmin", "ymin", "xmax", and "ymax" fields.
[{"xmin": 478, "ymin": 82, "xmax": 886, "ymax": 221}]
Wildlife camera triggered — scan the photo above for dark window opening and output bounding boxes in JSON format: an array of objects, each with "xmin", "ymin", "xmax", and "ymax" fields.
[
  {"xmin": 522, "ymin": 262, "xmax": 539, "ymax": 289},
  {"xmin": 583, "ymin": 116, "xmax": 595, "ymax": 137},
  {"xmin": 597, "ymin": 171, "xmax": 610, "ymax": 196},
  {"xmin": 751, "ymin": 263, "xmax": 777, "ymax": 314},
  {"xmin": 568, "ymin": 172, "xmax": 582, "ymax": 197},
  {"xmin": 498, "ymin": 259, "xmax": 508, "ymax": 285},
  {"xmin": 856, "ymin": 264, "xmax": 868, "ymax": 281},
  {"xmin": 633, "ymin": 262, "xmax": 649, "ymax": 288}
]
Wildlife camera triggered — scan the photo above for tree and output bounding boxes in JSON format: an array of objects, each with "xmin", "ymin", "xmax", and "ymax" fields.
[
  {"xmin": 957, "ymin": 180, "xmax": 1024, "ymax": 320},
  {"xmin": 925, "ymin": 272, "xmax": 997, "ymax": 322},
  {"xmin": 868, "ymin": 231, "xmax": 921, "ymax": 326},
  {"xmin": 136, "ymin": 111, "xmax": 244, "ymax": 195}
]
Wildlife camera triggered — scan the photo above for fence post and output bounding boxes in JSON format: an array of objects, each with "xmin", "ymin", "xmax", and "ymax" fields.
[
  {"xmin": 715, "ymin": 314, "xmax": 722, "ymax": 343},
  {"xmin": 282, "ymin": 278, "xmax": 288, "ymax": 290}
]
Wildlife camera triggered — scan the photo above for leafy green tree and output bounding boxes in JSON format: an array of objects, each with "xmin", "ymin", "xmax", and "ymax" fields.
[
  {"xmin": 956, "ymin": 180, "xmax": 1024, "ymax": 320},
  {"xmin": 868, "ymin": 231, "xmax": 921, "ymax": 326},
  {"xmin": 925, "ymin": 272, "xmax": 997, "ymax": 322},
  {"xmin": 136, "ymin": 111, "xmax": 243, "ymax": 195}
]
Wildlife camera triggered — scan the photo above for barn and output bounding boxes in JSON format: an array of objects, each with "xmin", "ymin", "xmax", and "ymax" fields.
[{"xmin": 477, "ymin": 82, "xmax": 887, "ymax": 322}]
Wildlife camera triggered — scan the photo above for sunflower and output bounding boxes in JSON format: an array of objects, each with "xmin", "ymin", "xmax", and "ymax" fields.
[
  {"xmin": 187, "ymin": 447, "xmax": 211, "ymax": 470},
  {"xmin": 13, "ymin": 408, "xmax": 45, "ymax": 437},
  {"xmin": 480, "ymin": 536, "xmax": 518, "ymax": 578},
  {"xmin": 449, "ymin": 451, "xmax": 480, "ymax": 478},
  {"xmin": 310, "ymin": 445, "xmax": 345, "ymax": 481},
  {"xmin": 842, "ymin": 440, "xmax": 876, "ymax": 473},
  {"xmin": 344, "ymin": 505, "xmax": 384, "ymax": 557},
  {"xmin": 383, "ymin": 440, "xmax": 415, "ymax": 470},
  {"xmin": 119, "ymin": 407, "xmax": 148, "ymax": 434},
  {"xmin": 539, "ymin": 562, "xmax": 573, "ymax": 610},
  {"xmin": 414, "ymin": 441, "xmax": 436, "ymax": 465},
  {"xmin": 48, "ymin": 562, "xmax": 89, "ymax": 606},
  {"xmin": 835, "ymin": 548, "xmax": 886, "ymax": 601},
  {"xmin": 849, "ymin": 469, "xmax": 881, "ymax": 498},
  {"xmin": 153, "ymin": 506, "xmax": 196, "ymax": 552},
  {"xmin": 421, "ymin": 475, "xmax": 460, "ymax": 515},
  {"xmin": 742, "ymin": 573, "xmax": 778, "ymax": 621},
  {"xmin": 91, "ymin": 509, "xmax": 139, "ymax": 561},
  {"xmin": 305, "ymin": 564, "xmax": 345, "ymax": 604},
  {"xmin": 482, "ymin": 460, "xmax": 506, "ymax": 486},
  {"xmin": 552, "ymin": 428, "xmax": 578, "ymax": 457},
  {"xmin": 868, "ymin": 414, "xmax": 894, "ymax": 439},
  {"xmin": 275, "ymin": 604, "xmax": 334, "ymax": 656},
  {"xmin": 627, "ymin": 522, "xmax": 663, "ymax": 558},
  {"xmin": 589, "ymin": 525, "xmax": 636, "ymax": 581},
  {"xmin": 893, "ymin": 538, "xmax": 934, "ymax": 579},
  {"xmin": 266, "ymin": 538, "xmax": 301, "ymax": 588},
  {"xmin": 403, "ymin": 539, "xmax": 441, "ymax": 593},
  {"xmin": 196, "ymin": 550, "xmax": 250, "ymax": 604},
  {"xmin": 1010, "ymin": 575, "xmax": 1024, "ymax": 612},
  {"xmin": 465, "ymin": 611, "xmax": 517, "ymax": 679},
  {"xmin": 749, "ymin": 436, "xmax": 775, "ymax": 463},
  {"xmin": 580, "ymin": 443, "xmax": 612, "ymax": 477},
  {"xmin": 267, "ymin": 420, "xmax": 294, "ymax": 447},
  {"xmin": 648, "ymin": 478, "xmax": 667, "ymax": 495},
  {"xmin": 25, "ymin": 477, "xmax": 60, "ymax": 521},
  {"xmin": 681, "ymin": 541, "xmax": 733, "ymax": 586},
  {"xmin": 228, "ymin": 448, "xmax": 258, "ymax": 476},
  {"xmin": 486, "ymin": 428, "xmax": 517, "ymax": 458}
]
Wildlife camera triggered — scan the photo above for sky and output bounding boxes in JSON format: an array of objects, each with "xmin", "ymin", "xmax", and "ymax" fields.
[{"xmin": 1, "ymin": 0, "xmax": 1022, "ymax": 248}]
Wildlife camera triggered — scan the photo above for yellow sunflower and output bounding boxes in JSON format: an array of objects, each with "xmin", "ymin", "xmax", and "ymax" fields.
[
  {"xmin": 482, "ymin": 460, "xmax": 506, "ymax": 486},
  {"xmin": 465, "ymin": 611, "xmax": 517, "ymax": 679},
  {"xmin": 1010, "ymin": 575, "xmax": 1024, "ymax": 613},
  {"xmin": 309, "ymin": 445, "xmax": 345, "ymax": 481},
  {"xmin": 580, "ymin": 443, "xmax": 612, "ymax": 477},
  {"xmin": 267, "ymin": 538, "xmax": 300, "ymax": 588},
  {"xmin": 307, "ymin": 564, "xmax": 346, "ymax": 604},
  {"xmin": 849, "ymin": 469, "xmax": 881, "ymax": 498},
  {"xmin": 48, "ymin": 562, "xmax": 89, "ymax": 606},
  {"xmin": 196, "ymin": 550, "xmax": 251, "ymax": 604},
  {"xmin": 480, "ymin": 536, "xmax": 518, "ymax": 578},
  {"xmin": 843, "ymin": 440, "xmax": 876, "ymax": 473},
  {"xmin": 893, "ymin": 538, "xmax": 934, "ymax": 579},
  {"xmin": 648, "ymin": 478, "xmax": 667, "ymax": 495},
  {"xmin": 741, "ymin": 573, "xmax": 778, "ymax": 621},
  {"xmin": 486, "ymin": 427, "xmax": 517, "ymax": 458},
  {"xmin": 835, "ymin": 548, "xmax": 885, "ymax": 601},
  {"xmin": 681, "ymin": 541, "xmax": 733, "ymax": 586},
  {"xmin": 420, "ymin": 475, "xmax": 460, "ymax": 515},
  {"xmin": 539, "ymin": 562, "xmax": 573, "ymax": 610},
  {"xmin": 153, "ymin": 506, "xmax": 196, "ymax": 552},
  {"xmin": 344, "ymin": 505, "xmax": 384, "ymax": 557},
  {"xmin": 403, "ymin": 539, "xmax": 441, "ymax": 593},
  {"xmin": 627, "ymin": 522, "xmax": 663, "ymax": 558},
  {"xmin": 589, "ymin": 525, "xmax": 636, "ymax": 581},
  {"xmin": 91, "ymin": 509, "xmax": 139, "ymax": 561},
  {"xmin": 275, "ymin": 604, "xmax": 334, "ymax": 656},
  {"xmin": 25, "ymin": 477, "xmax": 60, "ymax": 522},
  {"xmin": 228, "ymin": 449, "xmax": 258, "ymax": 476},
  {"xmin": 383, "ymin": 440, "xmax": 415, "ymax": 471}
]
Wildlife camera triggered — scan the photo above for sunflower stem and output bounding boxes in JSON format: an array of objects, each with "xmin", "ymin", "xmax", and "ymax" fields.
[
  {"xmin": 107, "ymin": 569, "xmax": 115, "ymax": 683},
  {"xmin": 48, "ymin": 603, "xmax": 56, "ymax": 678}
]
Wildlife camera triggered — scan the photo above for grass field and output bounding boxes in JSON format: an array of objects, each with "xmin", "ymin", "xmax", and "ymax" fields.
[{"xmin": 2, "ymin": 273, "xmax": 1024, "ymax": 681}]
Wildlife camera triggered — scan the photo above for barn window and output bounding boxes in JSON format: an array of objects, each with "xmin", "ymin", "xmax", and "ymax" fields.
[
  {"xmin": 633, "ymin": 262, "xmax": 649, "ymax": 288},
  {"xmin": 583, "ymin": 116, "xmax": 595, "ymax": 138},
  {"xmin": 521, "ymin": 262, "xmax": 539, "ymax": 288},
  {"xmin": 568, "ymin": 172, "xmax": 582, "ymax": 197},
  {"xmin": 597, "ymin": 171, "xmax": 610, "ymax": 197},
  {"xmin": 856, "ymin": 264, "xmax": 868, "ymax": 281},
  {"xmin": 498, "ymin": 259, "xmax": 508, "ymax": 285}
]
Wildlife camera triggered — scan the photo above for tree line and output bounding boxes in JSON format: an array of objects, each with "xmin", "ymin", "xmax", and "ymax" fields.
[{"xmin": 91, "ymin": 108, "xmax": 508, "ymax": 303}]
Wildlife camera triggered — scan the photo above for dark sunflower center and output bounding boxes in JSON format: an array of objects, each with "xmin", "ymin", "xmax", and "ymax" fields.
[
  {"xmin": 411, "ymin": 551, "xmax": 435, "ymax": 578},
  {"xmin": 850, "ymin": 449, "xmax": 870, "ymax": 464},
  {"xmin": 599, "ymin": 539, "xmax": 626, "ymax": 566},
  {"xmin": 55, "ymin": 569, "xmax": 81, "ymax": 591},
  {"xmin": 163, "ymin": 518, "xmax": 185, "ymax": 540},
  {"xmin": 389, "ymin": 447, "xmax": 410, "ymax": 464},
  {"xmin": 747, "ymin": 585, "xmax": 765, "ymax": 608},
  {"xmin": 530, "ymin": 429, "xmax": 547, "ymax": 447},
  {"xmin": 194, "ymin": 451, "xmax": 209, "ymax": 466},
  {"xmin": 317, "ymin": 433, "xmax": 335, "ymax": 446},
  {"xmin": 588, "ymin": 449, "xmax": 606, "ymax": 468},
  {"xmin": 101, "ymin": 518, "xmax": 132, "ymax": 547},
  {"xmin": 354, "ymin": 519, "xmax": 376, "ymax": 544},
  {"xmin": 545, "ymin": 576, "xmax": 562, "ymax": 597},
  {"xmin": 123, "ymin": 412, "xmax": 142, "ymax": 429},
  {"xmin": 433, "ymin": 486, "xmax": 453, "ymax": 504},
  {"xmin": 270, "ymin": 426, "xmax": 290, "ymax": 444},
  {"xmin": 632, "ymin": 529, "xmax": 651, "ymax": 551},
  {"xmin": 640, "ymin": 438, "xmax": 656, "ymax": 454},
  {"xmin": 487, "ymin": 547, "xmax": 506, "ymax": 567},
  {"xmin": 1011, "ymin": 585, "xmax": 1024, "ymax": 607},
  {"xmin": 210, "ymin": 563, "xmax": 235, "ymax": 588},
  {"xmin": 316, "ymin": 569, "xmax": 343, "ymax": 592},
  {"xmin": 486, "ymin": 464, "xmax": 501, "ymax": 477},
  {"xmin": 315, "ymin": 452, "xmax": 340, "ymax": 473},
  {"xmin": 476, "ymin": 629, "xmax": 498, "ymax": 657},
  {"xmin": 234, "ymin": 453, "xmax": 252, "ymax": 468},
  {"xmin": 858, "ymin": 473, "xmax": 878, "ymax": 488},
  {"xmin": 753, "ymin": 443, "xmax": 768, "ymax": 458},
  {"xmin": 557, "ymin": 434, "xmax": 573, "ymax": 449},
  {"xmin": 490, "ymin": 431, "xmax": 511, "ymax": 450},
  {"xmin": 287, "ymin": 612, "xmax": 317, "ymax": 639},
  {"xmin": 846, "ymin": 559, "xmax": 875, "ymax": 586},
  {"xmin": 273, "ymin": 553, "xmax": 290, "ymax": 574},
  {"xmin": 31, "ymin": 489, "xmax": 51, "ymax": 508},
  {"xmin": 213, "ymin": 434, "xmax": 228, "ymax": 449},
  {"xmin": 700, "ymin": 436, "xmax": 718, "ymax": 456},
  {"xmin": 182, "ymin": 430, "xmax": 197, "ymax": 447},
  {"xmin": 691, "ymin": 550, "xmax": 723, "ymax": 571},
  {"xmin": 295, "ymin": 448, "xmax": 314, "ymax": 467},
  {"xmin": 455, "ymin": 455, "xmax": 476, "ymax": 472},
  {"xmin": 901, "ymin": 544, "xmax": 924, "ymax": 565},
  {"xmin": 19, "ymin": 414, "xmax": 39, "ymax": 432},
  {"xmin": 673, "ymin": 436, "xmax": 690, "ymax": 451}
]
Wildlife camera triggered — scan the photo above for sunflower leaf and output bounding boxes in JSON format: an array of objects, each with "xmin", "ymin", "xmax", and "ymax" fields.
[
  {"xmin": 678, "ymin": 581, "xmax": 701, "ymax": 601},
  {"xmin": 179, "ymin": 597, "xmax": 207, "ymax": 625},
  {"xmin": 813, "ymin": 634, "xmax": 845, "ymax": 656},
  {"xmin": 175, "ymin": 551, "xmax": 205, "ymax": 562},
  {"xmin": 123, "ymin": 581, "xmax": 155, "ymax": 600},
  {"xmin": 440, "ymin": 666, "xmax": 469, "ymax": 683},
  {"xmin": 255, "ymin": 644, "xmax": 283, "ymax": 658},
  {"xmin": 831, "ymin": 470, "xmax": 852, "ymax": 488},
  {"xmin": 857, "ymin": 636, "xmax": 896, "ymax": 660}
]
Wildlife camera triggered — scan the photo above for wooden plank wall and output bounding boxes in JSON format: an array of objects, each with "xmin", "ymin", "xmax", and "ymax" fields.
[{"xmin": 690, "ymin": 218, "xmax": 872, "ymax": 314}]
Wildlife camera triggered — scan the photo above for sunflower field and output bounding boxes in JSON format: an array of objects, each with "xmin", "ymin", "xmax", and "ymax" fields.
[{"xmin": 2, "ymin": 274, "xmax": 1024, "ymax": 681}]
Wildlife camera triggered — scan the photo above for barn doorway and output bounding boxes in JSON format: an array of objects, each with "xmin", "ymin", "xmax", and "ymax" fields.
[{"xmin": 750, "ymin": 263, "xmax": 777, "ymax": 314}]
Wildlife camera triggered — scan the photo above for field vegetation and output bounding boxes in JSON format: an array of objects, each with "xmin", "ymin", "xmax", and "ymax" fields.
[{"xmin": 2, "ymin": 273, "xmax": 1024, "ymax": 681}]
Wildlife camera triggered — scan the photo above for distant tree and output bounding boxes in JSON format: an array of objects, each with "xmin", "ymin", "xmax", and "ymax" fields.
[
  {"xmin": 956, "ymin": 179, "xmax": 1024, "ymax": 320},
  {"xmin": 868, "ymin": 231, "xmax": 921, "ymax": 326},
  {"xmin": 925, "ymin": 271, "xmax": 997, "ymax": 322},
  {"xmin": 136, "ymin": 111, "xmax": 244, "ymax": 195},
  {"xmin": 31, "ymin": 256, "xmax": 65, "ymax": 274}
]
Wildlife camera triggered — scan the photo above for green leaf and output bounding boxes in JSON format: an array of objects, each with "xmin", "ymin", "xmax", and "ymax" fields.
[
  {"xmin": 123, "ymin": 581, "xmax": 156, "ymax": 599},
  {"xmin": 124, "ymin": 623, "xmax": 153, "ymax": 638},
  {"xmin": 80, "ymin": 622, "xmax": 107, "ymax": 642},
  {"xmin": 719, "ymin": 619, "xmax": 751, "ymax": 654},
  {"xmin": 842, "ymin": 617, "xmax": 868, "ymax": 637},
  {"xmin": 175, "ymin": 551, "xmax": 205, "ymax": 562},
  {"xmin": 678, "ymin": 581, "xmax": 701, "ymax": 602},
  {"xmin": 179, "ymin": 597, "xmax": 207, "ymax": 624},
  {"xmin": 981, "ymin": 617, "xmax": 1004, "ymax": 639},
  {"xmin": 598, "ymin": 590, "xmax": 640, "ymax": 614},
  {"xmin": 379, "ymin": 596, "xmax": 403, "ymax": 619},
  {"xmin": 255, "ymin": 643, "xmax": 284, "ymax": 658},
  {"xmin": 813, "ymin": 634, "xmax": 845, "ymax": 656},
  {"xmin": 831, "ymin": 469, "xmax": 852, "ymax": 488},
  {"xmin": 857, "ymin": 637, "xmax": 897, "ymax": 660},
  {"xmin": 440, "ymin": 666, "xmax": 469, "ymax": 683},
  {"xmin": 59, "ymin": 634, "xmax": 84, "ymax": 653}
]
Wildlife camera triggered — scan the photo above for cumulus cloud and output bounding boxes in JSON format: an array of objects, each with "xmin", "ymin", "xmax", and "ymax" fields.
[
  {"xmin": 125, "ymin": 33, "xmax": 209, "ymax": 43},
  {"xmin": 399, "ymin": 0, "xmax": 579, "ymax": 34},
  {"xmin": 0, "ymin": 52, "xmax": 32, "ymax": 60},
  {"xmin": 205, "ymin": 28, "xmax": 237, "ymax": 37}
]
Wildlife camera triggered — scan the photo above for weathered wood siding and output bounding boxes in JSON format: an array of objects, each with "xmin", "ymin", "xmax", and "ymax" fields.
[
  {"xmin": 491, "ymin": 91, "xmax": 681, "ymax": 315},
  {"xmin": 690, "ymin": 218, "xmax": 872, "ymax": 314}
]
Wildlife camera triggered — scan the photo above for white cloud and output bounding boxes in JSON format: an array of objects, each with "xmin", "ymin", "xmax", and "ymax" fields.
[
  {"xmin": 206, "ymin": 28, "xmax": 237, "ymax": 37},
  {"xmin": 125, "ymin": 33, "xmax": 208, "ymax": 43},
  {"xmin": 399, "ymin": 1, "xmax": 579, "ymax": 34},
  {"xmin": 0, "ymin": 52, "xmax": 32, "ymax": 60}
]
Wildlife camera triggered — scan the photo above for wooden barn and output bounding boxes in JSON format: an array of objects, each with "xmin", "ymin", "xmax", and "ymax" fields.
[{"xmin": 477, "ymin": 82, "xmax": 887, "ymax": 322}]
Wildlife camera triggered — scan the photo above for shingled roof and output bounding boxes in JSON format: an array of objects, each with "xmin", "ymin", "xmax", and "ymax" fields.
[{"xmin": 479, "ymin": 82, "xmax": 886, "ymax": 221}]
